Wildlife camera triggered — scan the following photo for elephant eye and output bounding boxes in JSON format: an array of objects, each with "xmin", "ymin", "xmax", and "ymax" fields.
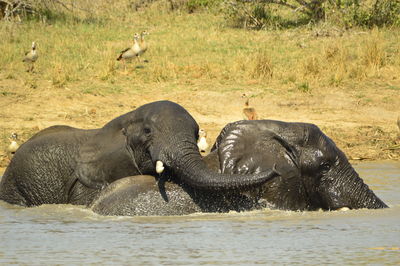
[
  {"xmin": 143, "ymin": 127, "xmax": 151, "ymax": 135},
  {"xmin": 320, "ymin": 162, "xmax": 331, "ymax": 172}
]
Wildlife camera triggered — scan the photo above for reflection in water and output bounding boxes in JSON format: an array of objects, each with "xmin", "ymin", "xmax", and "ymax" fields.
[{"xmin": 0, "ymin": 162, "xmax": 399, "ymax": 264}]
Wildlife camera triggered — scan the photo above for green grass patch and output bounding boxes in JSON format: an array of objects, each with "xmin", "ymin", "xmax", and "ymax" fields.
[
  {"xmin": 297, "ymin": 82, "xmax": 311, "ymax": 93},
  {"xmin": 0, "ymin": 91, "xmax": 17, "ymax": 96},
  {"xmin": 387, "ymin": 85, "xmax": 400, "ymax": 91}
]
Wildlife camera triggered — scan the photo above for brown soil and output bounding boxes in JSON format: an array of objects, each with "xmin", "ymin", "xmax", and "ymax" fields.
[{"xmin": 1, "ymin": 77, "xmax": 399, "ymax": 173}]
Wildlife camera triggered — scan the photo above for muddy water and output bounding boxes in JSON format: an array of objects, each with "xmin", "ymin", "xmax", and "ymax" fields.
[{"xmin": 0, "ymin": 161, "xmax": 399, "ymax": 265}]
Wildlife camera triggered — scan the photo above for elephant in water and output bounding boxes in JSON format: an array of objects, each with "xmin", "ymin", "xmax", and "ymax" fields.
[
  {"xmin": 0, "ymin": 101, "xmax": 278, "ymax": 207},
  {"xmin": 91, "ymin": 120, "xmax": 387, "ymax": 216}
]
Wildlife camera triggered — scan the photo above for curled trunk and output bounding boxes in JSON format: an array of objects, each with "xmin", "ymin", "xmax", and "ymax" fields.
[{"xmin": 160, "ymin": 140, "xmax": 279, "ymax": 190}]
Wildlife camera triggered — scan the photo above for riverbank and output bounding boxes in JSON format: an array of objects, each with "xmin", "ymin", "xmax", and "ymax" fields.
[{"xmin": 1, "ymin": 77, "xmax": 399, "ymax": 171}]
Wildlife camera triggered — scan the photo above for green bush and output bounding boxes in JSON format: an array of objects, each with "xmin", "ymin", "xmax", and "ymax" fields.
[
  {"xmin": 335, "ymin": 0, "xmax": 400, "ymax": 28},
  {"xmin": 186, "ymin": 0, "xmax": 216, "ymax": 12},
  {"xmin": 221, "ymin": 1, "xmax": 294, "ymax": 29},
  {"xmin": 167, "ymin": 0, "xmax": 222, "ymax": 13},
  {"xmin": 221, "ymin": 0, "xmax": 400, "ymax": 30},
  {"xmin": 368, "ymin": 0, "xmax": 400, "ymax": 27}
]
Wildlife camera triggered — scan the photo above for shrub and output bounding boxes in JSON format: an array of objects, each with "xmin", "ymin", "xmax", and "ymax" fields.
[
  {"xmin": 221, "ymin": 0, "xmax": 400, "ymax": 30},
  {"xmin": 328, "ymin": 0, "xmax": 400, "ymax": 28},
  {"xmin": 221, "ymin": 0, "xmax": 302, "ymax": 29}
]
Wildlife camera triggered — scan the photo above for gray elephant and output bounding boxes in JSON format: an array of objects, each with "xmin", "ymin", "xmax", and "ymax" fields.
[
  {"xmin": 90, "ymin": 175, "xmax": 261, "ymax": 216},
  {"xmin": 0, "ymin": 101, "xmax": 277, "ymax": 207},
  {"xmin": 91, "ymin": 120, "xmax": 387, "ymax": 216},
  {"xmin": 91, "ymin": 175, "xmax": 202, "ymax": 216}
]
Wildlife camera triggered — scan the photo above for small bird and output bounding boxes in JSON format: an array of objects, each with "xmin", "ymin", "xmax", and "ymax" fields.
[
  {"xmin": 8, "ymin": 132, "xmax": 19, "ymax": 155},
  {"xmin": 23, "ymin": 41, "xmax": 38, "ymax": 72},
  {"xmin": 242, "ymin": 94, "xmax": 258, "ymax": 120},
  {"xmin": 138, "ymin": 30, "xmax": 149, "ymax": 62},
  {"xmin": 197, "ymin": 128, "xmax": 209, "ymax": 153},
  {"xmin": 117, "ymin": 33, "xmax": 141, "ymax": 70}
]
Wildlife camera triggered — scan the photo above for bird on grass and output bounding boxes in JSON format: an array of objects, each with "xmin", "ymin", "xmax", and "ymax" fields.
[
  {"xmin": 23, "ymin": 42, "xmax": 38, "ymax": 72},
  {"xmin": 197, "ymin": 128, "xmax": 209, "ymax": 153},
  {"xmin": 8, "ymin": 132, "xmax": 19, "ymax": 155},
  {"xmin": 242, "ymin": 93, "xmax": 258, "ymax": 120},
  {"xmin": 117, "ymin": 33, "xmax": 141, "ymax": 71},
  {"xmin": 139, "ymin": 30, "xmax": 149, "ymax": 62}
]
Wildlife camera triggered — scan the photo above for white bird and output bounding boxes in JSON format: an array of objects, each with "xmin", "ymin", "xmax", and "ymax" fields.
[
  {"xmin": 8, "ymin": 132, "xmax": 19, "ymax": 154},
  {"xmin": 197, "ymin": 129, "xmax": 209, "ymax": 153},
  {"xmin": 138, "ymin": 30, "xmax": 149, "ymax": 61},
  {"xmin": 117, "ymin": 33, "xmax": 141, "ymax": 70},
  {"xmin": 23, "ymin": 41, "xmax": 38, "ymax": 72}
]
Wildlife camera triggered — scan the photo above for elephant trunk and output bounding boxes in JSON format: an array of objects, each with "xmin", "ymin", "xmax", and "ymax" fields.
[
  {"xmin": 158, "ymin": 137, "xmax": 279, "ymax": 190},
  {"xmin": 347, "ymin": 172, "xmax": 388, "ymax": 209},
  {"xmin": 328, "ymin": 165, "xmax": 388, "ymax": 209}
]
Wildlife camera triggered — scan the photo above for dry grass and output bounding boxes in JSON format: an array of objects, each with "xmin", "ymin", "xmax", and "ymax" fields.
[
  {"xmin": 361, "ymin": 29, "xmax": 387, "ymax": 70},
  {"xmin": 0, "ymin": 3, "xmax": 399, "ymax": 90},
  {"xmin": 250, "ymin": 50, "xmax": 274, "ymax": 79}
]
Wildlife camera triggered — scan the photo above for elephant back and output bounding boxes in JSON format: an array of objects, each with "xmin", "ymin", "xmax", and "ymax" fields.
[
  {"xmin": 0, "ymin": 126, "xmax": 92, "ymax": 206},
  {"xmin": 90, "ymin": 175, "xmax": 202, "ymax": 216}
]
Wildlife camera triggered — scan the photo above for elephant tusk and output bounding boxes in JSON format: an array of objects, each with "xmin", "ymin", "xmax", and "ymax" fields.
[{"xmin": 156, "ymin": 160, "xmax": 165, "ymax": 174}]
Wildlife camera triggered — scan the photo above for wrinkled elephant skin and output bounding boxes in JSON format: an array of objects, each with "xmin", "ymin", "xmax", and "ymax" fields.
[{"xmin": 210, "ymin": 120, "xmax": 388, "ymax": 211}]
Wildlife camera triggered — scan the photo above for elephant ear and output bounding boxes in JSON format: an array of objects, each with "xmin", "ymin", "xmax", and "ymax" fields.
[
  {"xmin": 215, "ymin": 121, "xmax": 300, "ymax": 177},
  {"xmin": 74, "ymin": 127, "xmax": 134, "ymax": 189}
]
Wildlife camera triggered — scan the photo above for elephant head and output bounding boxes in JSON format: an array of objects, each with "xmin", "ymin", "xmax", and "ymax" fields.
[
  {"xmin": 75, "ymin": 101, "xmax": 278, "ymax": 191},
  {"xmin": 211, "ymin": 120, "xmax": 388, "ymax": 211}
]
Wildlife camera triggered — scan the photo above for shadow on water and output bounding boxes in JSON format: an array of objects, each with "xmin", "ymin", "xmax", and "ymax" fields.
[{"xmin": 0, "ymin": 161, "xmax": 399, "ymax": 264}]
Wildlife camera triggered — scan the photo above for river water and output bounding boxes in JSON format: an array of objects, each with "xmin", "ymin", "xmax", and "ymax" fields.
[{"xmin": 0, "ymin": 161, "xmax": 399, "ymax": 265}]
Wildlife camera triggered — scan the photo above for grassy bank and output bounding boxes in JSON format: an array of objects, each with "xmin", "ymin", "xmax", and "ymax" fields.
[
  {"xmin": 0, "ymin": 1, "xmax": 399, "ymax": 170},
  {"xmin": 1, "ymin": 2, "xmax": 400, "ymax": 89}
]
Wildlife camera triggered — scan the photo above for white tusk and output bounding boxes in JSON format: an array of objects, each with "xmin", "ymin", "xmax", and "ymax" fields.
[{"xmin": 156, "ymin": 160, "xmax": 164, "ymax": 174}]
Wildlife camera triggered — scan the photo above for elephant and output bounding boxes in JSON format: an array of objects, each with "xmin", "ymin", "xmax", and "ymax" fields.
[
  {"xmin": 0, "ymin": 101, "xmax": 278, "ymax": 207},
  {"xmin": 90, "ymin": 175, "xmax": 202, "ymax": 216},
  {"xmin": 90, "ymin": 120, "xmax": 387, "ymax": 216},
  {"xmin": 90, "ymin": 175, "xmax": 262, "ymax": 216}
]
